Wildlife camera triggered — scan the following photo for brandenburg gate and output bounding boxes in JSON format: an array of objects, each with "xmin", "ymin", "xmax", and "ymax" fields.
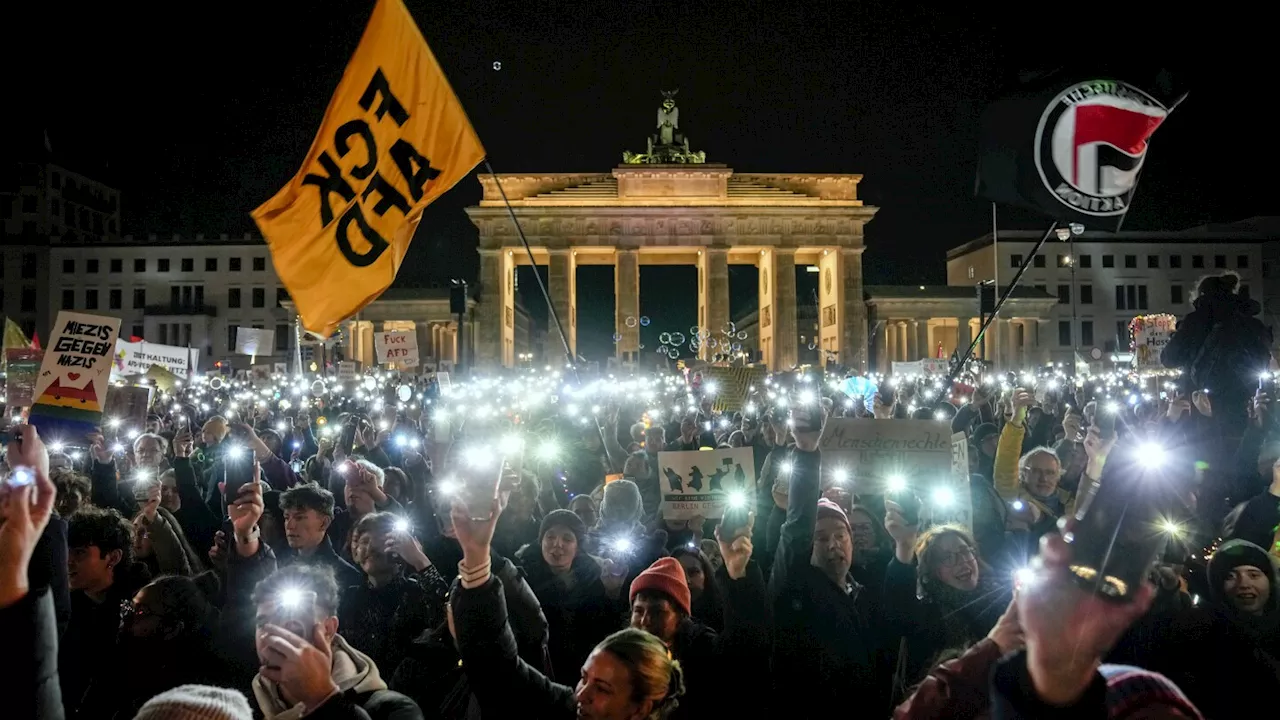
[{"xmin": 467, "ymin": 93, "xmax": 879, "ymax": 370}]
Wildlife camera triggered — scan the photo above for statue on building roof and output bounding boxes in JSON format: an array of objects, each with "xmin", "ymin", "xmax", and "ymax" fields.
[{"xmin": 623, "ymin": 90, "xmax": 707, "ymax": 164}]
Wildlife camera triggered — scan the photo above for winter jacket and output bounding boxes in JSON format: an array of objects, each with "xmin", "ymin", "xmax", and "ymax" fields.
[
  {"xmin": 0, "ymin": 588, "xmax": 64, "ymax": 720},
  {"xmin": 991, "ymin": 652, "xmax": 1203, "ymax": 719},
  {"xmin": 514, "ymin": 544, "xmax": 619, "ymax": 684},
  {"xmin": 769, "ymin": 447, "xmax": 885, "ymax": 716},
  {"xmin": 894, "ymin": 638, "xmax": 1003, "ymax": 719},
  {"xmin": 253, "ymin": 633, "xmax": 422, "ymax": 720}
]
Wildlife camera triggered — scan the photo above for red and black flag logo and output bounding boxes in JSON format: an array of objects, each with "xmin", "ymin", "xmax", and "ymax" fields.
[{"xmin": 976, "ymin": 69, "xmax": 1186, "ymax": 232}]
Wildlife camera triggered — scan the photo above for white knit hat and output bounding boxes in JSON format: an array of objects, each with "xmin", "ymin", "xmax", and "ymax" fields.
[{"xmin": 134, "ymin": 685, "xmax": 254, "ymax": 720}]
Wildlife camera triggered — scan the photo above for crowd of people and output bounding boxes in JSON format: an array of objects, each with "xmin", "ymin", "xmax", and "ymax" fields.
[{"xmin": 1, "ymin": 271, "xmax": 1278, "ymax": 719}]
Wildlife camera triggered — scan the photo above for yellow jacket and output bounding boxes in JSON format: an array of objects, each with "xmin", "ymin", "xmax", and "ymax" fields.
[{"xmin": 993, "ymin": 420, "xmax": 1079, "ymax": 520}]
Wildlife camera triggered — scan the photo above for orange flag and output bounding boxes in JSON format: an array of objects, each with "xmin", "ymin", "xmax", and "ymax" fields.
[{"xmin": 252, "ymin": 0, "xmax": 485, "ymax": 337}]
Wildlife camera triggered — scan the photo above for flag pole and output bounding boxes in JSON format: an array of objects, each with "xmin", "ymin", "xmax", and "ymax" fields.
[
  {"xmin": 938, "ymin": 222, "xmax": 1058, "ymax": 407},
  {"xmin": 484, "ymin": 159, "xmax": 615, "ymax": 463}
]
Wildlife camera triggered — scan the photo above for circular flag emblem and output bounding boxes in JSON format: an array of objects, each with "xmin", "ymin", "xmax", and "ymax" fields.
[{"xmin": 1034, "ymin": 80, "xmax": 1169, "ymax": 218}]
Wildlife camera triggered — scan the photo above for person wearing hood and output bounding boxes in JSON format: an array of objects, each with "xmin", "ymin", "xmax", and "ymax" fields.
[
  {"xmin": 250, "ymin": 563, "xmax": 423, "ymax": 719},
  {"xmin": 1162, "ymin": 272, "xmax": 1273, "ymax": 438},
  {"xmin": 514, "ymin": 509, "xmax": 617, "ymax": 684},
  {"xmin": 583, "ymin": 479, "xmax": 668, "ymax": 597}
]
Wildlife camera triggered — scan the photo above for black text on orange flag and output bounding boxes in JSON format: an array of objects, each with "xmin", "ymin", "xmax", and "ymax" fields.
[{"xmin": 252, "ymin": 0, "xmax": 485, "ymax": 337}]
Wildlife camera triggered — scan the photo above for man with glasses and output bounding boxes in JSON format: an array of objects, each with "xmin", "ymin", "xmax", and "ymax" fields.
[{"xmin": 994, "ymin": 389, "xmax": 1080, "ymax": 541}]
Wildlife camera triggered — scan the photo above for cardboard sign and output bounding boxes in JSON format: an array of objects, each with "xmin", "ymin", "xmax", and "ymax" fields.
[
  {"xmin": 1130, "ymin": 314, "xmax": 1177, "ymax": 374},
  {"xmin": 820, "ymin": 417, "xmax": 972, "ymax": 529},
  {"xmin": 28, "ymin": 311, "xmax": 121, "ymax": 440},
  {"xmin": 658, "ymin": 447, "xmax": 756, "ymax": 520},
  {"xmin": 3, "ymin": 348, "xmax": 43, "ymax": 407},
  {"xmin": 375, "ymin": 330, "xmax": 419, "ymax": 368},
  {"xmin": 113, "ymin": 340, "xmax": 199, "ymax": 377},
  {"xmin": 235, "ymin": 327, "xmax": 276, "ymax": 357}
]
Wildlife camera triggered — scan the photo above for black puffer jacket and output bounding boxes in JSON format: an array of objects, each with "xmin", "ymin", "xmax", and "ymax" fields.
[
  {"xmin": 514, "ymin": 544, "xmax": 619, "ymax": 684},
  {"xmin": 1162, "ymin": 290, "xmax": 1272, "ymax": 400}
]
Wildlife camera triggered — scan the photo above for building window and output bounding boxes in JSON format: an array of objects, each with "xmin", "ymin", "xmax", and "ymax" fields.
[
  {"xmin": 109, "ymin": 289, "xmax": 122, "ymax": 309},
  {"xmin": 1057, "ymin": 284, "xmax": 1071, "ymax": 304},
  {"xmin": 1057, "ymin": 254, "xmax": 1071, "ymax": 268},
  {"xmin": 133, "ymin": 288, "xmax": 146, "ymax": 308},
  {"xmin": 206, "ymin": 258, "xmax": 218, "ymax": 272},
  {"xmin": 230, "ymin": 257, "xmax": 242, "ymax": 272},
  {"xmin": 158, "ymin": 258, "xmax": 170, "ymax": 272},
  {"xmin": 1117, "ymin": 321, "xmax": 1129, "ymax": 349},
  {"xmin": 1237, "ymin": 254, "xmax": 1250, "ymax": 269},
  {"xmin": 1115, "ymin": 285, "xmax": 1124, "ymax": 309},
  {"xmin": 276, "ymin": 288, "xmax": 289, "ymax": 304},
  {"xmin": 1033, "ymin": 254, "xmax": 1045, "ymax": 268},
  {"xmin": 110, "ymin": 258, "xmax": 122, "ymax": 273},
  {"xmin": 1124, "ymin": 255, "xmax": 1137, "ymax": 269},
  {"xmin": 1214, "ymin": 255, "xmax": 1226, "ymax": 269},
  {"xmin": 253, "ymin": 257, "xmax": 267, "ymax": 272},
  {"xmin": 131, "ymin": 325, "xmax": 143, "ymax": 340},
  {"xmin": 22, "ymin": 253, "xmax": 38, "ymax": 279},
  {"xmin": 181, "ymin": 286, "xmax": 193, "ymax": 305},
  {"xmin": 1078, "ymin": 254, "xmax": 1092, "ymax": 268},
  {"xmin": 1138, "ymin": 286, "xmax": 1148, "ymax": 310},
  {"xmin": 276, "ymin": 324, "xmax": 290, "ymax": 351},
  {"xmin": 21, "ymin": 287, "xmax": 36, "ymax": 312},
  {"xmin": 1081, "ymin": 321, "xmax": 1094, "ymax": 347},
  {"xmin": 85, "ymin": 289, "xmax": 99, "ymax": 310},
  {"xmin": 1081, "ymin": 285, "xmax": 1093, "ymax": 304},
  {"xmin": 1147, "ymin": 255, "xmax": 1159, "ymax": 269},
  {"xmin": 1171, "ymin": 285, "xmax": 1184, "ymax": 304},
  {"xmin": 1010, "ymin": 254, "xmax": 1023, "ymax": 268},
  {"xmin": 228, "ymin": 325, "xmax": 238, "ymax": 352},
  {"xmin": 252, "ymin": 288, "xmax": 266, "ymax": 308},
  {"xmin": 1170, "ymin": 255, "xmax": 1182, "ymax": 269},
  {"xmin": 1103, "ymin": 255, "xmax": 1114, "ymax": 268},
  {"xmin": 1058, "ymin": 321, "xmax": 1071, "ymax": 346},
  {"xmin": 181, "ymin": 258, "xmax": 194, "ymax": 272},
  {"xmin": 159, "ymin": 325, "xmax": 168, "ymax": 344},
  {"xmin": 1241, "ymin": 284, "xmax": 1251, "ymax": 299},
  {"xmin": 62, "ymin": 258, "xmax": 75, "ymax": 274},
  {"xmin": 171, "ymin": 286, "xmax": 180, "ymax": 306},
  {"xmin": 967, "ymin": 266, "xmax": 974, "ymax": 279},
  {"xmin": 1192, "ymin": 255, "xmax": 1204, "ymax": 268},
  {"xmin": 228, "ymin": 288, "xmax": 242, "ymax": 308},
  {"xmin": 135, "ymin": 258, "xmax": 146, "ymax": 272},
  {"xmin": 61, "ymin": 289, "xmax": 74, "ymax": 309}
]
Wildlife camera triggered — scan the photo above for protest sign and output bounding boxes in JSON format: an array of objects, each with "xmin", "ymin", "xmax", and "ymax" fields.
[
  {"xmin": 235, "ymin": 327, "xmax": 276, "ymax": 357},
  {"xmin": 3, "ymin": 348, "xmax": 43, "ymax": 407},
  {"xmin": 113, "ymin": 340, "xmax": 199, "ymax": 377},
  {"xmin": 28, "ymin": 312, "xmax": 121, "ymax": 440},
  {"xmin": 1129, "ymin": 314, "xmax": 1177, "ymax": 374},
  {"xmin": 375, "ymin": 330, "xmax": 419, "ymax": 367},
  {"xmin": 658, "ymin": 447, "xmax": 755, "ymax": 520}
]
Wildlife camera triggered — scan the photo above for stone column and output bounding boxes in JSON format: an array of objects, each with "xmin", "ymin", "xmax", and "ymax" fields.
[
  {"xmin": 998, "ymin": 319, "xmax": 1015, "ymax": 368},
  {"xmin": 886, "ymin": 320, "xmax": 898, "ymax": 365},
  {"xmin": 1021, "ymin": 319, "xmax": 1041, "ymax": 366},
  {"xmin": 476, "ymin": 250, "xmax": 506, "ymax": 367},
  {"xmin": 414, "ymin": 321, "xmax": 432, "ymax": 370},
  {"xmin": 702, "ymin": 247, "xmax": 730, "ymax": 346},
  {"xmin": 878, "ymin": 322, "xmax": 890, "ymax": 372},
  {"xmin": 841, "ymin": 249, "xmax": 868, "ymax": 371},
  {"xmin": 955, "ymin": 317, "xmax": 971, "ymax": 358},
  {"xmin": 774, "ymin": 250, "xmax": 798, "ymax": 368},
  {"xmin": 757, "ymin": 250, "xmax": 777, "ymax": 368},
  {"xmin": 614, "ymin": 249, "xmax": 639, "ymax": 359},
  {"xmin": 916, "ymin": 320, "xmax": 930, "ymax": 360},
  {"xmin": 547, "ymin": 250, "xmax": 577, "ymax": 361}
]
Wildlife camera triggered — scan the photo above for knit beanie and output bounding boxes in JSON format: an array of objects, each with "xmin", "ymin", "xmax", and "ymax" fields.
[
  {"xmin": 1208, "ymin": 539, "xmax": 1277, "ymax": 607},
  {"xmin": 817, "ymin": 497, "xmax": 851, "ymax": 531},
  {"xmin": 629, "ymin": 556, "xmax": 692, "ymax": 616},
  {"xmin": 134, "ymin": 684, "xmax": 254, "ymax": 720},
  {"xmin": 539, "ymin": 509, "xmax": 586, "ymax": 545}
]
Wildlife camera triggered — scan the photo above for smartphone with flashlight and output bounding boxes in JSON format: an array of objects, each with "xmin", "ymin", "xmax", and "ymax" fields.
[
  {"xmin": 718, "ymin": 492, "xmax": 753, "ymax": 539},
  {"xmin": 270, "ymin": 589, "xmax": 318, "ymax": 638},
  {"xmin": 454, "ymin": 446, "xmax": 505, "ymax": 521},
  {"xmin": 5, "ymin": 465, "xmax": 35, "ymax": 488},
  {"xmin": 222, "ymin": 451, "xmax": 255, "ymax": 501},
  {"xmin": 1096, "ymin": 406, "xmax": 1117, "ymax": 440},
  {"xmin": 1259, "ymin": 373, "xmax": 1277, "ymax": 396},
  {"xmin": 132, "ymin": 473, "xmax": 160, "ymax": 503},
  {"xmin": 789, "ymin": 392, "xmax": 823, "ymax": 435},
  {"xmin": 887, "ymin": 488, "xmax": 924, "ymax": 526}
]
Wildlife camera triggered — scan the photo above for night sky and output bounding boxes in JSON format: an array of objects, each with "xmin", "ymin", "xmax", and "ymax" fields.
[{"xmin": 10, "ymin": 3, "xmax": 1273, "ymax": 361}]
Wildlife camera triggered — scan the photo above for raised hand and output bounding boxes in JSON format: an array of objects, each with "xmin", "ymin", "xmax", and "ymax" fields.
[
  {"xmin": 0, "ymin": 425, "xmax": 57, "ymax": 608},
  {"xmin": 715, "ymin": 512, "xmax": 755, "ymax": 580},
  {"xmin": 258, "ymin": 623, "xmax": 340, "ymax": 712}
]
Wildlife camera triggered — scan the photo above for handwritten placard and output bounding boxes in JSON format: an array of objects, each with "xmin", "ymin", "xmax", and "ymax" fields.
[{"xmin": 28, "ymin": 311, "xmax": 121, "ymax": 440}]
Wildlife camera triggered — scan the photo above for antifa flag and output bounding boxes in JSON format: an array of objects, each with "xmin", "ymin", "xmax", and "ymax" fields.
[
  {"xmin": 975, "ymin": 69, "xmax": 1187, "ymax": 232},
  {"xmin": 252, "ymin": 0, "xmax": 485, "ymax": 337}
]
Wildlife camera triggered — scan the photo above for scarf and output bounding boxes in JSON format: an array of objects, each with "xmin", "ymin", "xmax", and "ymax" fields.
[{"xmin": 252, "ymin": 634, "xmax": 387, "ymax": 720}]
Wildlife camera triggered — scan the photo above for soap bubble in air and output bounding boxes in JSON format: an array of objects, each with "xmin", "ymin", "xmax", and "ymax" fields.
[
  {"xmin": 612, "ymin": 333, "xmax": 622, "ymax": 343},
  {"xmin": 625, "ymin": 316, "xmax": 638, "ymax": 328},
  {"xmin": 639, "ymin": 316, "xmax": 651, "ymax": 327},
  {"xmin": 670, "ymin": 332, "xmax": 685, "ymax": 345},
  {"xmin": 492, "ymin": 61, "xmax": 502, "ymax": 70},
  {"xmin": 659, "ymin": 332, "xmax": 672, "ymax": 344},
  {"xmin": 722, "ymin": 322, "xmax": 736, "ymax": 335},
  {"xmin": 737, "ymin": 331, "xmax": 748, "ymax": 340}
]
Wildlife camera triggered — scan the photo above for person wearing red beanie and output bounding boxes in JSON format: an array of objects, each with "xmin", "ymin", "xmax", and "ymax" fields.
[{"xmin": 629, "ymin": 557, "xmax": 692, "ymax": 643}]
